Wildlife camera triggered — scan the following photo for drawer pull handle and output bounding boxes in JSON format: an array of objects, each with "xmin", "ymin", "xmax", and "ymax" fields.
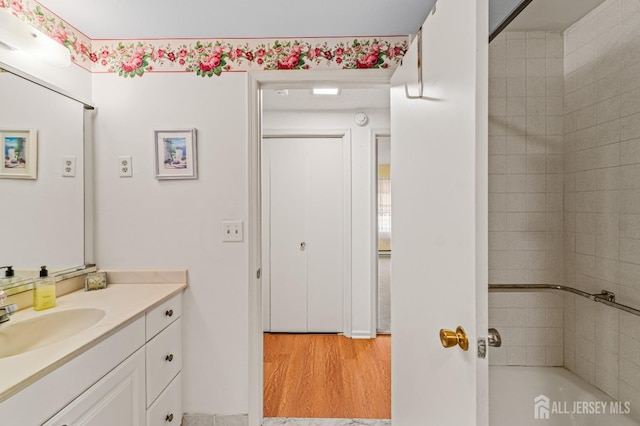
[
  {"xmin": 165, "ymin": 309, "xmax": 174, "ymax": 317},
  {"xmin": 166, "ymin": 353, "xmax": 174, "ymax": 362},
  {"xmin": 166, "ymin": 413, "xmax": 174, "ymax": 422}
]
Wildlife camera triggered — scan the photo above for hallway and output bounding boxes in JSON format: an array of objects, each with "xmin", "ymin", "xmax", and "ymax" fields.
[{"xmin": 263, "ymin": 334, "xmax": 391, "ymax": 419}]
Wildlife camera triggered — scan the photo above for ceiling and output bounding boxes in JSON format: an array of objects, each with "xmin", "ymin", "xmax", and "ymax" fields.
[
  {"xmin": 506, "ymin": 0, "xmax": 605, "ymax": 31},
  {"xmin": 35, "ymin": 0, "xmax": 437, "ymax": 39},
  {"xmin": 34, "ymin": 0, "xmax": 606, "ymax": 47}
]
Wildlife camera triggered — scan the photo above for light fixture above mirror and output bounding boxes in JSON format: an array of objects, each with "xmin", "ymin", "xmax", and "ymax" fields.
[{"xmin": 0, "ymin": 9, "xmax": 71, "ymax": 67}]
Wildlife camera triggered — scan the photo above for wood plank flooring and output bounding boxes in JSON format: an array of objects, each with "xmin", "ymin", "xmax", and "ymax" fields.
[{"xmin": 263, "ymin": 333, "xmax": 391, "ymax": 419}]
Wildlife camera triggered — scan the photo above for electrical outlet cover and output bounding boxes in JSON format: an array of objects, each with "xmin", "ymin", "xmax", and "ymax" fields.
[
  {"xmin": 222, "ymin": 221, "xmax": 244, "ymax": 242},
  {"xmin": 118, "ymin": 156, "xmax": 133, "ymax": 177}
]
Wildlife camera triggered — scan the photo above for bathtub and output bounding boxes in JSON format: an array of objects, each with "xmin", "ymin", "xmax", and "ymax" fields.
[{"xmin": 490, "ymin": 366, "xmax": 639, "ymax": 425}]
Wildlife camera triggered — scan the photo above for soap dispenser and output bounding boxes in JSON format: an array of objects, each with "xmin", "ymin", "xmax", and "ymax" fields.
[
  {"xmin": 33, "ymin": 266, "xmax": 56, "ymax": 311},
  {"xmin": 0, "ymin": 266, "xmax": 15, "ymax": 284}
]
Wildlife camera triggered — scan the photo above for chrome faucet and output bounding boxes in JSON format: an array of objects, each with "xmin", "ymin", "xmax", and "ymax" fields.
[{"xmin": 0, "ymin": 290, "xmax": 17, "ymax": 323}]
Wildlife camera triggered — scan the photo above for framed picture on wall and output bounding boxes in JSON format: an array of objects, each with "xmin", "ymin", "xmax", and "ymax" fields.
[
  {"xmin": 154, "ymin": 129, "xmax": 198, "ymax": 180},
  {"xmin": 0, "ymin": 129, "xmax": 37, "ymax": 179}
]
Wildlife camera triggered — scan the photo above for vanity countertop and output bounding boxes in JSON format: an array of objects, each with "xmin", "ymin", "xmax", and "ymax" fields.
[{"xmin": 0, "ymin": 279, "xmax": 187, "ymax": 402}]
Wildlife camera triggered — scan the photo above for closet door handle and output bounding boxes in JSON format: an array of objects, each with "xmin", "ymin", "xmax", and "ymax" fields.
[{"xmin": 300, "ymin": 242, "xmax": 306, "ymax": 251}]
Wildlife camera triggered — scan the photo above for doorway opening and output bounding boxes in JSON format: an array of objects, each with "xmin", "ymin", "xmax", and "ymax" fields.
[{"xmin": 259, "ymin": 83, "xmax": 391, "ymax": 421}]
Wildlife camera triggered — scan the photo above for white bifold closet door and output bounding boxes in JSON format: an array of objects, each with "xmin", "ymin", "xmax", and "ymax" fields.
[{"xmin": 267, "ymin": 137, "xmax": 344, "ymax": 333}]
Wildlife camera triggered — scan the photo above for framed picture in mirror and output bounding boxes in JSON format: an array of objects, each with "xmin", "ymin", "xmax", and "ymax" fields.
[
  {"xmin": 1, "ymin": 129, "xmax": 37, "ymax": 179},
  {"xmin": 154, "ymin": 128, "xmax": 198, "ymax": 180}
]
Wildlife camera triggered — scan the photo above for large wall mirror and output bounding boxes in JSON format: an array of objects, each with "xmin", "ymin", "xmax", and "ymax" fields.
[{"xmin": 0, "ymin": 70, "xmax": 88, "ymax": 291}]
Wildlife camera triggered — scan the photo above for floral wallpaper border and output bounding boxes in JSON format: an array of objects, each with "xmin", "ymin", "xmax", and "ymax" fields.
[{"xmin": 1, "ymin": 0, "xmax": 409, "ymax": 78}]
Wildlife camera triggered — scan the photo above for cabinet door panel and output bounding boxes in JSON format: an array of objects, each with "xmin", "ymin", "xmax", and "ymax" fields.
[{"xmin": 44, "ymin": 348, "xmax": 145, "ymax": 426}]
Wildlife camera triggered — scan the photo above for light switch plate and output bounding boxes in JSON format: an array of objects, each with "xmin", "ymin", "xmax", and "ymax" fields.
[
  {"xmin": 118, "ymin": 156, "xmax": 133, "ymax": 177},
  {"xmin": 62, "ymin": 156, "xmax": 76, "ymax": 177},
  {"xmin": 222, "ymin": 221, "xmax": 244, "ymax": 242}
]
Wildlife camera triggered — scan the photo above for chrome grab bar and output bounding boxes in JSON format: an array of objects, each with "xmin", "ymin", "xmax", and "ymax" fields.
[{"xmin": 489, "ymin": 284, "xmax": 640, "ymax": 318}]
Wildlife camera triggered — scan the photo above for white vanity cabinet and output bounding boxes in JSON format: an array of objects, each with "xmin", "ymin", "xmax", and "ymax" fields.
[{"xmin": 0, "ymin": 289, "xmax": 184, "ymax": 426}]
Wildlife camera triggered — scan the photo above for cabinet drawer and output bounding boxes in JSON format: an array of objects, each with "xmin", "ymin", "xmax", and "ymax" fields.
[
  {"xmin": 147, "ymin": 373, "xmax": 182, "ymax": 426},
  {"xmin": 146, "ymin": 293, "xmax": 182, "ymax": 341},
  {"xmin": 146, "ymin": 318, "xmax": 182, "ymax": 407}
]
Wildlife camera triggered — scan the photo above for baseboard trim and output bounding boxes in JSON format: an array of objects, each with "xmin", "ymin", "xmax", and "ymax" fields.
[
  {"xmin": 183, "ymin": 413, "xmax": 248, "ymax": 426},
  {"xmin": 351, "ymin": 330, "xmax": 376, "ymax": 339}
]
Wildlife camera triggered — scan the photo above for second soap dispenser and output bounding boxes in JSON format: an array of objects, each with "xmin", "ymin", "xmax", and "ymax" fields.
[{"xmin": 33, "ymin": 266, "xmax": 56, "ymax": 311}]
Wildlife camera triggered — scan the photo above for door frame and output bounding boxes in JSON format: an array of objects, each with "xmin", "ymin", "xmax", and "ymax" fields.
[
  {"xmin": 247, "ymin": 69, "xmax": 394, "ymax": 425},
  {"xmin": 261, "ymin": 131, "xmax": 353, "ymax": 334}
]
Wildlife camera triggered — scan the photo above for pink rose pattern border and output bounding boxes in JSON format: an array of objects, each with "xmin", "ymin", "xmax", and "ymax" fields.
[{"xmin": 1, "ymin": 0, "xmax": 409, "ymax": 78}]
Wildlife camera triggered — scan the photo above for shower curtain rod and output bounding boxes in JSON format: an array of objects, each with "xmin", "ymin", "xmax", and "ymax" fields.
[{"xmin": 489, "ymin": 283, "xmax": 640, "ymax": 318}]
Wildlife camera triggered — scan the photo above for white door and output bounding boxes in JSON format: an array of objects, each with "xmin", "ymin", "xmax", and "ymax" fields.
[
  {"xmin": 265, "ymin": 136, "xmax": 345, "ymax": 333},
  {"xmin": 390, "ymin": 0, "xmax": 488, "ymax": 425}
]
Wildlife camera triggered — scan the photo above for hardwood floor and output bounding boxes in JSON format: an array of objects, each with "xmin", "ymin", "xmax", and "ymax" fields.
[{"xmin": 263, "ymin": 333, "xmax": 391, "ymax": 419}]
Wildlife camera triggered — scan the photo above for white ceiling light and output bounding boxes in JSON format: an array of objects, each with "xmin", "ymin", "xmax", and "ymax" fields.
[
  {"xmin": 0, "ymin": 9, "xmax": 71, "ymax": 67},
  {"xmin": 312, "ymin": 88, "xmax": 341, "ymax": 95}
]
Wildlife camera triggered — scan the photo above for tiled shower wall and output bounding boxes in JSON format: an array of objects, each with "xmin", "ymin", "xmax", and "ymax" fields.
[
  {"xmin": 488, "ymin": 31, "xmax": 565, "ymax": 366},
  {"xmin": 562, "ymin": 0, "xmax": 640, "ymax": 419}
]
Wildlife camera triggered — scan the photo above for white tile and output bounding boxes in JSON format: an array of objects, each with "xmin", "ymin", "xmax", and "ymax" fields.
[
  {"xmin": 507, "ymin": 58, "xmax": 526, "ymax": 77},
  {"xmin": 489, "ymin": 292, "xmax": 508, "ymax": 308},
  {"xmin": 506, "ymin": 97, "xmax": 526, "ymax": 117},
  {"xmin": 507, "ymin": 155, "xmax": 527, "ymax": 174},
  {"xmin": 621, "ymin": 214, "xmax": 640, "ymax": 239},
  {"xmin": 489, "ymin": 77, "xmax": 507, "ymax": 98},
  {"xmin": 489, "ymin": 174, "xmax": 506, "ymax": 193},
  {"xmin": 506, "ymin": 116, "xmax": 527, "ymax": 135},
  {"xmin": 595, "ymin": 190, "xmax": 619, "ymax": 213},
  {"xmin": 526, "ymin": 346, "xmax": 546, "ymax": 366},
  {"xmin": 507, "ymin": 77, "xmax": 527, "ymax": 97},
  {"xmin": 507, "ymin": 346, "xmax": 527, "ymax": 365},
  {"xmin": 526, "ymin": 38, "xmax": 546, "ymax": 58},
  {"xmin": 489, "ymin": 97, "xmax": 507, "ymax": 117},
  {"xmin": 596, "ymin": 167, "xmax": 620, "ymax": 191},
  {"xmin": 547, "ymin": 39, "xmax": 564, "ymax": 59},
  {"xmin": 527, "ymin": 154, "xmax": 546, "ymax": 173},
  {"xmin": 622, "ymin": 87, "xmax": 640, "ymax": 118},
  {"xmin": 621, "ymin": 237, "xmax": 640, "ymax": 265},
  {"xmin": 506, "ymin": 212, "xmax": 528, "ymax": 231},
  {"xmin": 506, "ymin": 135, "xmax": 526, "ymax": 156},
  {"xmin": 507, "ymin": 38, "xmax": 526, "ymax": 58},
  {"xmin": 489, "ymin": 307, "xmax": 509, "ymax": 328},
  {"xmin": 527, "ymin": 77, "xmax": 546, "ymax": 97},
  {"xmin": 597, "ymin": 119, "xmax": 622, "ymax": 146},
  {"xmin": 546, "ymin": 346, "xmax": 563, "ymax": 366},
  {"xmin": 620, "ymin": 334, "xmax": 640, "ymax": 366},
  {"xmin": 490, "ymin": 135, "xmax": 507, "ymax": 155},
  {"xmin": 596, "ymin": 143, "xmax": 620, "ymax": 168},
  {"xmin": 597, "ymin": 96, "xmax": 621, "ymax": 125},
  {"xmin": 622, "ymin": 112, "xmax": 640, "ymax": 142}
]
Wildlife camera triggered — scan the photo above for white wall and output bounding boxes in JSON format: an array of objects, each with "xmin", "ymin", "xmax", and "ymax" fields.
[
  {"xmin": 263, "ymin": 108, "xmax": 389, "ymax": 337},
  {"xmin": 92, "ymin": 72, "xmax": 250, "ymax": 415}
]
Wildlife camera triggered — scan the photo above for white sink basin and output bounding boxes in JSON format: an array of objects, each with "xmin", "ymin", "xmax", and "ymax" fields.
[{"xmin": 0, "ymin": 308, "xmax": 106, "ymax": 359}]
